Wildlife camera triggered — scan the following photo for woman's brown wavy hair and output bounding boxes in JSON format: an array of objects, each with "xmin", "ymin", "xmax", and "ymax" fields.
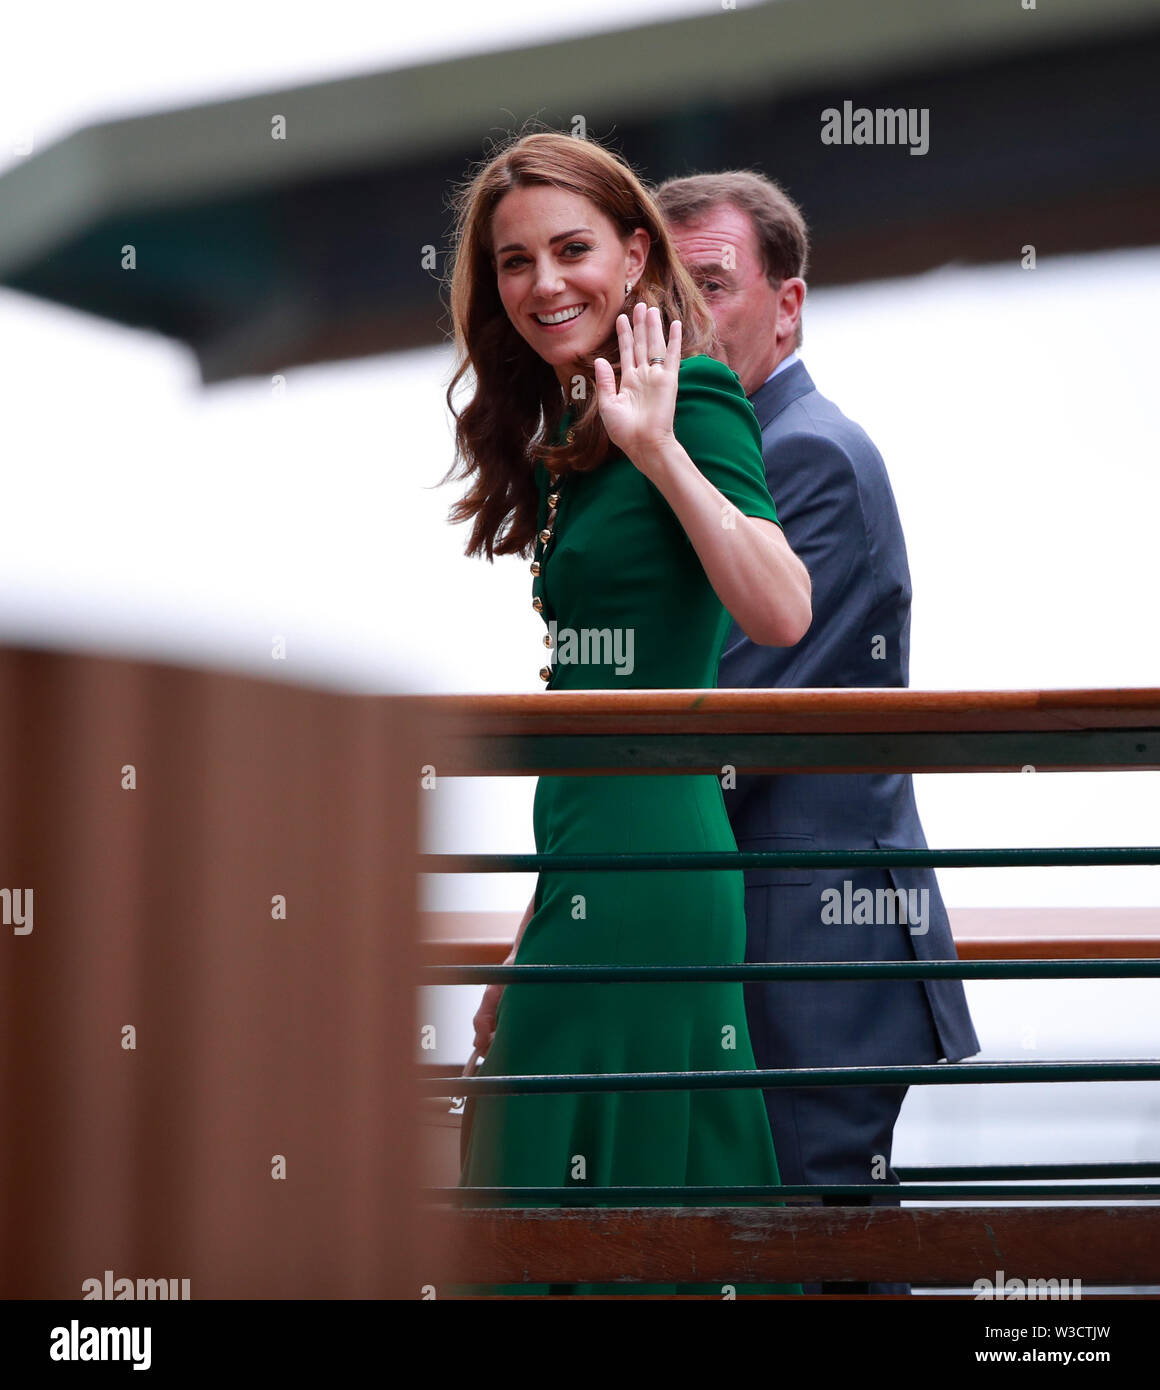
[{"xmin": 440, "ymin": 129, "xmax": 720, "ymax": 560}]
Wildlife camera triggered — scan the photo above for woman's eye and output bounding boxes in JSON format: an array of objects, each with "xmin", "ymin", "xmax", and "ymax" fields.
[
  {"xmin": 500, "ymin": 242, "xmax": 590, "ymax": 271},
  {"xmin": 500, "ymin": 243, "xmax": 589, "ymax": 269}
]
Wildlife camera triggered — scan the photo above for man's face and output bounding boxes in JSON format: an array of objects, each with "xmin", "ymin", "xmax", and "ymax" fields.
[{"xmin": 668, "ymin": 202, "xmax": 798, "ymax": 396}]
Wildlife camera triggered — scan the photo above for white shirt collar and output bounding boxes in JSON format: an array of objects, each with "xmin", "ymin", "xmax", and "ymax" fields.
[{"xmin": 759, "ymin": 351, "xmax": 800, "ymax": 389}]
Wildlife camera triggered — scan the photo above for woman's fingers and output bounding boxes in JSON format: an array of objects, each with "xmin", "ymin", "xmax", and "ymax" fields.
[
  {"xmin": 593, "ymin": 355, "xmax": 615, "ymax": 402},
  {"xmin": 616, "ymin": 311, "xmax": 634, "ymax": 383},
  {"xmin": 473, "ymin": 1012, "xmax": 496, "ymax": 1051},
  {"xmin": 617, "ymin": 305, "xmax": 675, "ymax": 379},
  {"xmin": 472, "ymin": 982, "xmax": 502, "ymax": 1051},
  {"xmin": 646, "ymin": 304, "xmax": 668, "ymax": 367},
  {"xmin": 666, "ymin": 318, "xmax": 682, "ymax": 369},
  {"xmin": 633, "ymin": 300, "xmax": 649, "ymax": 371},
  {"xmin": 602, "ymin": 309, "xmax": 678, "ymax": 452}
]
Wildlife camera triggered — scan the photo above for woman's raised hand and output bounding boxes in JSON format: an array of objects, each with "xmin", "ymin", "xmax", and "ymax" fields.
[{"xmin": 594, "ymin": 302, "xmax": 680, "ymax": 467}]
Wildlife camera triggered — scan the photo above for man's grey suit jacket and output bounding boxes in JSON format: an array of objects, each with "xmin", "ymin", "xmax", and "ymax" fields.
[{"xmin": 719, "ymin": 359, "xmax": 980, "ymax": 1067}]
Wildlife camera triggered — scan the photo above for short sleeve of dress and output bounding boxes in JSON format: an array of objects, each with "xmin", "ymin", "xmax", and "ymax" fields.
[{"xmin": 669, "ymin": 354, "xmax": 782, "ymax": 528}]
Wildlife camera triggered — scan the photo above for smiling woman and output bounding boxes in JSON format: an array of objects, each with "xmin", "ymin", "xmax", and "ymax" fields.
[
  {"xmin": 440, "ymin": 132, "xmax": 810, "ymax": 639},
  {"xmin": 492, "ymin": 187, "xmax": 649, "ymax": 388},
  {"xmin": 439, "ymin": 128, "xmax": 810, "ymax": 1298},
  {"xmin": 441, "ymin": 129, "xmax": 721, "ymax": 558}
]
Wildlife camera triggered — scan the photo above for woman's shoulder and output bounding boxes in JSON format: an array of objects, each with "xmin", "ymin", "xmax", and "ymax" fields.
[
  {"xmin": 677, "ymin": 352, "xmax": 739, "ymax": 384},
  {"xmin": 676, "ymin": 352, "xmax": 748, "ymax": 392},
  {"xmin": 670, "ymin": 353, "xmax": 780, "ymax": 525},
  {"xmin": 673, "ymin": 353, "xmax": 761, "ymax": 446}
]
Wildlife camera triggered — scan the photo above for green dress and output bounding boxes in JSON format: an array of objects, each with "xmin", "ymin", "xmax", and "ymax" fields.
[{"xmin": 458, "ymin": 354, "xmax": 802, "ymax": 1296}]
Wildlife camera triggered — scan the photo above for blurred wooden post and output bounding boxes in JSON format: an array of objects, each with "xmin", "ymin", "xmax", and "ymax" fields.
[{"xmin": 0, "ymin": 647, "xmax": 430, "ymax": 1298}]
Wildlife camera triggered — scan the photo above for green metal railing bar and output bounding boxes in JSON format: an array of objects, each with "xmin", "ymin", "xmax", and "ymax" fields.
[
  {"xmin": 896, "ymin": 1162, "xmax": 1160, "ymax": 1180},
  {"xmin": 422, "ymin": 847, "xmax": 1160, "ymax": 872},
  {"xmin": 433, "ymin": 1182, "xmax": 1160, "ymax": 1202},
  {"xmin": 463, "ymin": 728, "xmax": 1159, "ymax": 774},
  {"xmin": 426, "ymin": 960, "xmax": 1160, "ymax": 984},
  {"xmin": 424, "ymin": 1060, "xmax": 1160, "ymax": 1095}
]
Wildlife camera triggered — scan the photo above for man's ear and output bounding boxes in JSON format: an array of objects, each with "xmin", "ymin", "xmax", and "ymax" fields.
[{"xmin": 780, "ymin": 277, "xmax": 806, "ymax": 339}]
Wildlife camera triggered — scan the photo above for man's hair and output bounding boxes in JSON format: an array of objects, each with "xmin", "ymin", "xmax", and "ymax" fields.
[{"xmin": 654, "ymin": 170, "xmax": 809, "ymax": 348}]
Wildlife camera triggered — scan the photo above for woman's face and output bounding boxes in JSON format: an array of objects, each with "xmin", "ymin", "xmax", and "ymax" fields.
[{"xmin": 491, "ymin": 184, "xmax": 649, "ymax": 389}]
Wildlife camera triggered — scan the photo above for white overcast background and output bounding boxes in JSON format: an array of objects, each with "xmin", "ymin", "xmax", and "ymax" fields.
[{"xmin": 2, "ymin": 1, "xmax": 1157, "ymax": 1188}]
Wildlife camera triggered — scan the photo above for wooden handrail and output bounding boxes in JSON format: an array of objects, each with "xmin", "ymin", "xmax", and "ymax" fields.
[
  {"xmin": 441, "ymin": 1206, "xmax": 1160, "ymax": 1287},
  {"xmin": 406, "ymin": 686, "xmax": 1160, "ymax": 774},
  {"xmin": 407, "ymin": 686, "xmax": 1160, "ymax": 733}
]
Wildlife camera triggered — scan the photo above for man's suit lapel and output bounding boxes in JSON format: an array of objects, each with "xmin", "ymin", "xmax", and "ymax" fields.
[{"xmin": 748, "ymin": 359, "xmax": 816, "ymax": 430}]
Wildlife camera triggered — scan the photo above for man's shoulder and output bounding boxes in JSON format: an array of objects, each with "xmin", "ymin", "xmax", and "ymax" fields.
[
  {"xmin": 759, "ymin": 373, "xmax": 907, "ymax": 553},
  {"xmin": 767, "ymin": 379, "xmax": 884, "ymax": 469}
]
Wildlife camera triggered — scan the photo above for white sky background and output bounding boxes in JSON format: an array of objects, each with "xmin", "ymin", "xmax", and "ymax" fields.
[{"xmin": 0, "ymin": 0, "xmax": 1156, "ymax": 923}]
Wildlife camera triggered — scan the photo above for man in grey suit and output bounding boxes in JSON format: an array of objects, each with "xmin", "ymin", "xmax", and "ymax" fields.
[{"xmin": 658, "ymin": 171, "xmax": 980, "ymax": 1295}]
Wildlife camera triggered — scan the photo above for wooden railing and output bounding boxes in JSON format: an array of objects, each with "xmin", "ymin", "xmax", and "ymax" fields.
[
  {"xmin": 11, "ymin": 655, "xmax": 1154, "ymax": 1297},
  {"xmin": 0, "ymin": 647, "xmax": 432, "ymax": 1298},
  {"xmin": 416, "ymin": 687, "xmax": 1160, "ymax": 1296}
]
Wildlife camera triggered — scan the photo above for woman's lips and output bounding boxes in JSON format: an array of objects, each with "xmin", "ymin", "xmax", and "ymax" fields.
[{"xmin": 533, "ymin": 304, "xmax": 588, "ymax": 332}]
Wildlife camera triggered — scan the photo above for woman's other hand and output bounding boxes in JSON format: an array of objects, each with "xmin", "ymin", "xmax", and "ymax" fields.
[{"xmin": 472, "ymin": 952, "xmax": 515, "ymax": 1052}]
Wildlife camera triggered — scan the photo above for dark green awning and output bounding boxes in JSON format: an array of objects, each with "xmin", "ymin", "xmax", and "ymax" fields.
[{"xmin": 1, "ymin": 0, "xmax": 1157, "ymax": 383}]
